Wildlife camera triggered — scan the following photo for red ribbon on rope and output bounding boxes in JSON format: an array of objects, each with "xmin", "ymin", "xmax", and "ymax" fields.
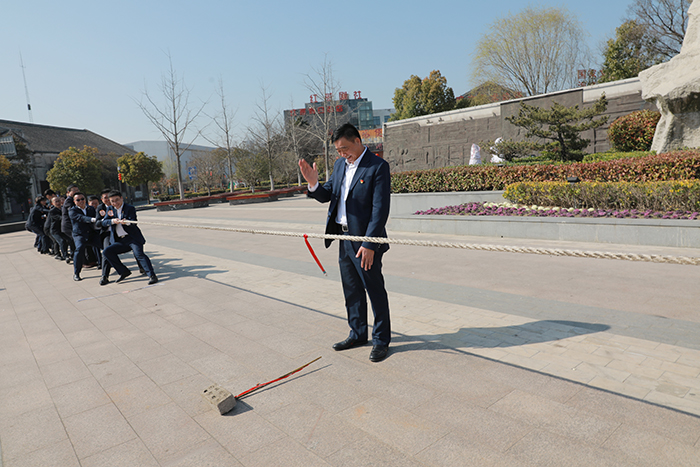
[
  {"xmin": 235, "ymin": 356, "xmax": 322, "ymax": 399},
  {"xmin": 304, "ymin": 234, "xmax": 327, "ymax": 275}
]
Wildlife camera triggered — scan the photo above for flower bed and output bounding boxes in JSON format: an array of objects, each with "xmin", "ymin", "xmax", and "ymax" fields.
[
  {"xmin": 227, "ymin": 192, "xmax": 279, "ymax": 205},
  {"xmin": 415, "ymin": 202, "xmax": 700, "ymax": 220},
  {"xmin": 391, "ymin": 150, "xmax": 700, "ymax": 193},
  {"xmin": 154, "ymin": 198, "xmax": 210, "ymax": 212}
]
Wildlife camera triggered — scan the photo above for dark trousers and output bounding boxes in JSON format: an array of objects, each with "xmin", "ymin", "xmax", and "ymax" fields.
[
  {"xmin": 51, "ymin": 233, "xmax": 68, "ymax": 258},
  {"xmin": 338, "ymin": 239, "xmax": 391, "ymax": 346},
  {"xmin": 103, "ymin": 236, "xmax": 155, "ymax": 277},
  {"xmin": 28, "ymin": 226, "xmax": 48, "ymax": 252},
  {"xmin": 101, "ymin": 235, "xmax": 144, "ymax": 279},
  {"xmin": 73, "ymin": 235, "xmax": 101, "ymax": 275}
]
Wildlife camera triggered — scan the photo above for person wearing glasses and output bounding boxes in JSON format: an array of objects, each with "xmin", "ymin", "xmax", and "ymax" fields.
[{"xmin": 68, "ymin": 192, "xmax": 101, "ymax": 281}]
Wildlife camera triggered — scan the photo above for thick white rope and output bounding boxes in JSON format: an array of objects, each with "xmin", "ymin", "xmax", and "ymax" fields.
[{"xmin": 124, "ymin": 220, "xmax": 700, "ymax": 266}]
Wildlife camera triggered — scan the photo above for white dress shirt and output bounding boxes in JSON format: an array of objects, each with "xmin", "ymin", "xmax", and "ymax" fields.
[
  {"xmin": 114, "ymin": 206, "xmax": 128, "ymax": 237},
  {"xmin": 308, "ymin": 147, "xmax": 367, "ymax": 227}
]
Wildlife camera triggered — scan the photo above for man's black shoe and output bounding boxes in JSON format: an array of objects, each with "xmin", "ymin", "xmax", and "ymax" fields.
[
  {"xmin": 99, "ymin": 277, "xmax": 110, "ymax": 286},
  {"xmin": 139, "ymin": 267, "xmax": 147, "ymax": 275},
  {"xmin": 73, "ymin": 274, "xmax": 82, "ymax": 282},
  {"xmin": 55, "ymin": 255, "xmax": 64, "ymax": 261},
  {"xmin": 333, "ymin": 337, "xmax": 368, "ymax": 351},
  {"xmin": 65, "ymin": 257, "xmax": 72, "ymax": 264},
  {"xmin": 369, "ymin": 345, "xmax": 389, "ymax": 362},
  {"xmin": 148, "ymin": 275, "xmax": 158, "ymax": 285},
  {"xmin": 116, "ymin": 270, "xmax": 132, "ymax": 283}
]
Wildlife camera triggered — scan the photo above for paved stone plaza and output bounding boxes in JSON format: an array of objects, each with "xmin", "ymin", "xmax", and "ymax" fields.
[{"xmin": 2, "ymin": 195, "xmax": 700, "ymax": 466}]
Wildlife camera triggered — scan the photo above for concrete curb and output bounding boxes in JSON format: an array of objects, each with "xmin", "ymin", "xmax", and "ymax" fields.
[{"xmin": 389, "ymin": 214, "xmax": 700, "ymax": 248}]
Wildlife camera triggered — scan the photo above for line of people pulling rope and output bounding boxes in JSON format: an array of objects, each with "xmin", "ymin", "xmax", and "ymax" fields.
[{"xmin": 25, "ymin": 184, "xmax": 158, "ymax": 285}]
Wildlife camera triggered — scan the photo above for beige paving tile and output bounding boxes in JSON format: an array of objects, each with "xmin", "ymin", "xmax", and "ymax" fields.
[
  {"xmin": 160, "ymin": 374, "xmax": 214, "ymax": 417},
  {"xmin": 416, "ymin": 432, "xmax": 534, "ymax": 467},
  {"xmin": 338, "ymin": 397, "xmax": 448, "ymax": 455},
  {"xmin": 644, "ymin": 390, "xmax": 700, "ymax": 417},
  {"xmin": 239, "ymin": 436, "xmax": 330, "ymax": 467},
  {"xmin": 265, "ymin": 403, "xmax": 365, "ymax": 458},
  {"xmin": 602, "ymin": 423, "xmax": 700, "ymax": 467},
  {"xmin": 587, "ymin": 376, "xmax": 652, "ymax": 400},
  {"xmin": 507, "ymin": 428, "xmax": 632, "ymax": 466},
  {"xmin": 3, "ymin": 439, "xmax": 79, "ymax": 467},
  {"xmin": 0, "ymin": 406, "xmax": 68, "ymax": 461},
  {"xmin": 606, "ymin": 358, "xmax": 664, "ymax": 379},
  {"xmin": 162, "ymin": 438, "xmax": 244, "ymax": 467},
  {"xmin": 194, "ymin": 405, "xmax": 286, "ymax": 455},
  {"xmin": 660, "ymin": 360, "xmax": 700, "ymax": 378},
  {"xmin": 80, "ymin": 438, "xmax": 159, "ymax": 467},
  {"xmin": 105, "ymin": 374, "xmax": 172, "ymax": 418},
  {"xmin": 39, "ymin": 356, "xmax": 93, "ymax": 389},
  {"xmin": 49, "ymin": 376, "xmax": 111, "ymax": 418},
  {"xmin": 326, "ymin": 436, "xmax": 427, "ymax": 467},
  {"xmin": 62, "ymin": 403, "xmax": 136, "ymax": 459},
  {"xmin": 128, "ymin": 402, "xmax": 211, "ymax": 463},
  {"xmin": 489, "ymin": 390, "xmax": 620, "ymax": 445}
]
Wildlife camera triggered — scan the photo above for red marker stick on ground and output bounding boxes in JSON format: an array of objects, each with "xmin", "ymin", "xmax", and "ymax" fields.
[{"xmin": 304, "ymin": 234, "xmax": 327, "ymax": 275}]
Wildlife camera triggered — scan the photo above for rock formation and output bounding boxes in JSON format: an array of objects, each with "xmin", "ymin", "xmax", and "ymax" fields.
[{"xmin": 639, "ymin": 1, "xmax": 700, "ymax": 153}]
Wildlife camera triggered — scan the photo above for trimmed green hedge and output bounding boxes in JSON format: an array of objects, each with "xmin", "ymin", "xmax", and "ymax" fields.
[
  {"xmin": 390, "ymin": 150, "xmax": 700, "ymax": 193},
  {"xmin": 581, "ymin": 151, "xmax": 653, "ymax": 163},
  {"xmin": 503, "ymin": 180, "xmax": 700, "ymax": 212}
]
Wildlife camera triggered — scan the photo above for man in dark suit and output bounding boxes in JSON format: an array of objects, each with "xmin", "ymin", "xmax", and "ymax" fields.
[
  {"xmin": 61, "ymin": 184, "xmax": 80, "ymax": 264},
  {"xmin": 96, "ymin": 189, "xmax": 146, "ymax": 285},
  {"xmin": 299, "ymin": 123, "xmax": 392, "ymax": 362},
  {"xmin": 47, "ymin": 196, "xmax": 68, "ymax": 260},
  {"xmin": 101, "ymin": 190, "xmax": 158, "ymax": 285},
  {"xmin": 69, "ymin": 192, "xmax": 101, "ymax": 281},
  {"xmin": 26, "ymin": 196, "xmax": 49, "ymax": 253}
]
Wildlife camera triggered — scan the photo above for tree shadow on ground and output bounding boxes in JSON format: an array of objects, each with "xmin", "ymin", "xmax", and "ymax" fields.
[{"xmin": 390, "ymin": 320, "xmax": 610, "ymax": 355}]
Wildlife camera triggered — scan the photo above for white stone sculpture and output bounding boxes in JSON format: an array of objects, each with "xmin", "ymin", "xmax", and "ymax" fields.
[{"xmin": 639, "ymin": 2, "xmax": 700, "ymax": 153}]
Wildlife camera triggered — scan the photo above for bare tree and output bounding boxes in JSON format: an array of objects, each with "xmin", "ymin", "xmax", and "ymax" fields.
[
  {"xmin": 191, "ymin": 149, "xmax": 225, "ymax": 196},
  {"xmin": 204, "ymin": 78, "xmax": 238, "ymax": 192},
  {"xmin": 302, "ymin": 55, "xmax": 342, "ymax": 181},
  {"xmin": 136, "ymin": 54, "xmax": 206, "ymax": 200},
  {"xmin": 628, "ymin": 0, "xmax": 692, "ymax": 59},
  {"xmin": 284, "ymin": 97, "xmax": 314, "ymax": 186},
  {"xmin": 471, "ymin": 6, "xmax": 589, "ymax": 96},
  {"xmin": 249, "ymin": 83, "xmax": 282, "ymax": 190}
]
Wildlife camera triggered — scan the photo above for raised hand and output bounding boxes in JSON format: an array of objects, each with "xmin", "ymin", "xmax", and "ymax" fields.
[{"xmin": 298, "ymin": 159, "xmax": 319, "ymax": 187}]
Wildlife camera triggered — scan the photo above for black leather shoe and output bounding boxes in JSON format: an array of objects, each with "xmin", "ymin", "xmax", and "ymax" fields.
[
  {"xmin": 73, "ymin": 274, "xmax": 82, "ymax": 282},
  {"xmin": 369, "ymin": 345, "xmax": 389, "ymax": 362},
  {"xmin": 116, "ymin": 270, "xmax": 132, "ymax": 283},
  {"xmin": 148, "ymin": 275, "xmax": 158, "ymax": 285},
  {"xmin": 139, "ymin": 267, "xmax": 147, "ymax": 275},
  {"xmin": 99, "ymin": 277, "xmax": 109, "ymax": 286},
  {"xmin": 333, "ymin": 337, "xmax": 368, "ymax": 351}
]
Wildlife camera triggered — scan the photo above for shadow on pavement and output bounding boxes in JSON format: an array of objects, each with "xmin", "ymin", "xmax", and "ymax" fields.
[{"xmin": 390, "ymin": 320, "xmax": 610, "ymax": 354}]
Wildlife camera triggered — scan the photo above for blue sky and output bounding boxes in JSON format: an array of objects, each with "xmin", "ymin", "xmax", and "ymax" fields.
[{"xmin": 2, "ymin": 1, "xmax": 631, "ymax": 147}]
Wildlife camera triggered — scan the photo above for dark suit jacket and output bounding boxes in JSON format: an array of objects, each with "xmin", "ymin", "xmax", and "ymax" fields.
[
  {"xmin": 100, "ymin": 203, "xmax": 146, "ymax": 245},
  {"xmin": 69, "ymin": 205, "xmax": 97, "ymax": 240},
  {"xmin": 96, "ymin": 203, "xmax": 112, "ymax": 240},
  {"xmin": 307, "ymin": 149, "xmax": 391, "ymax": 253},
  {"xmin": 61, "ymin": 196, "xmax": 75, "ymax": 236},
  {"xmin": 46, "ymin": 206, "xmax": 63, "ymax": 235}
]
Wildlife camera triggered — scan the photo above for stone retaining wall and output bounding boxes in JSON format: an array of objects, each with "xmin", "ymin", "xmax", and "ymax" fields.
[{"xmin": 384, "ymin": 78, "xmax": 656, "ymax": 173}]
